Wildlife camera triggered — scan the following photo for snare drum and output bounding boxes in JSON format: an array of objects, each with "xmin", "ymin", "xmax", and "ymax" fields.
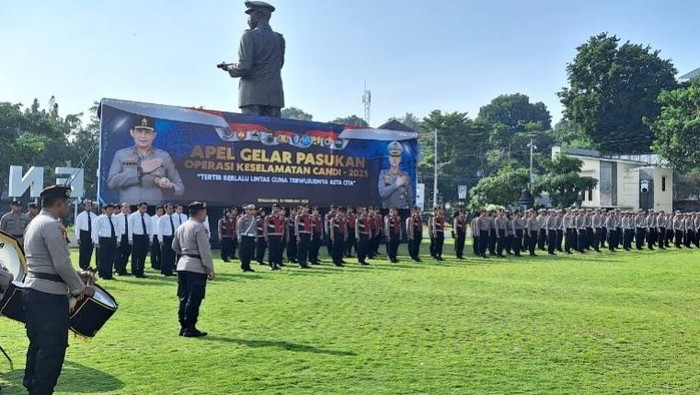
[
  {"xmin": 70, "ymin": 284, "xmax": 118, "ymax": 337},
  {"xmin": 0, "ymin": 280, "xmax": 26, "ymax": 323}
]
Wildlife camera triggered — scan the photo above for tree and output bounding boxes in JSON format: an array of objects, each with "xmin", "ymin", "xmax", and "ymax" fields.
[
  {"xmin": 533, "ymin": 154, "xmax": 598, "ymax": 208},
  {"xmin": 648, "ymin": 79, "xmax": 700, "ymax": 173},
  {"xmin": 476, "ymin": 93, "xmax": 552, "ymax": 149},
  {"xmin": 331, "ymin": 115, "xmax": 368, "ymax": 127},
  {"xmin": 552, "ymin": 120, "xmax": 595, "ymax": 149},
  {"xmin": 281, "ymin": 106, "xmax": 313, "ymax": 121},
  {"xmin": 558, "ymin": 32, "xmax": 678, "ymax": 153},
  {"xmin": 419, "ymin": 111, "xmax": 489, "ymax": 206},
  {"xmin": 468, "ymin": 166, "xmax": 529, "ymax": 209}
]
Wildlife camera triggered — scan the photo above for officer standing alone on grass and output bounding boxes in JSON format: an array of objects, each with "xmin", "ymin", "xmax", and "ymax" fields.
[
  {"xmin": 22, "ymin": 185, "xmax": 95, "ymax": 394},
  {"xmin": 172, "ymin": 201, "xmax": 215, "ymax": 338}
]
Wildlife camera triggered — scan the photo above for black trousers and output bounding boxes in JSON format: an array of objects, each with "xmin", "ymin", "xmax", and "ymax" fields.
[
  {"xmin": 600, "ymin": 228, "xmax": 608, "ymax": 248},
  {"xmin": 267, "ymin": 235, "xmax": 283, "ymax": 267},
  {"xmin": 565, "ymin": 229, "xmax": 574, "ymax": 253},
  {"xmin": 489, "ymin": 229, "xmax": 497, "ymax": 255},
  {"xmin": 310, "ymin": 233, "xmax": 322, "ymax": 264},
  {"xmin": 666, "ymin": 229, "xmax": 674, "ymax": 248},
  {"xmin": 286, "ymin": 237, "xmax": 297, "ymax": 262},
  {"xmin": 577, "ymin": 229, "xmax": 588, "ymax": 252},
  {"xmin": 239, "ymin": 236, "xmax": 255, "ymax": 270},
  {"xmin": 537, "ymin": 229, "xmax": 547, "ymax": 250},
  {"xmin": 23, "ymin": 289, "xmax": 70, "ymax": 395},
  {"xmin": 479, "ymin": 230, "xmax": 490, "ymax": 257},
  {"xmin": 497, "ymin": 230, "xmax": 507, "ymax": 256},
  {"xmin": 358, "ymin": 233, "xmax": 370, "ymax": 263},
  {"xmin": 514, "ymin": 229, "xmax": 523, "ymax": 256},
  {"xmin": 607, "ymin": 229, "xmax": 617, "ymax": 251},
  {"xmin": 386, "ymin": 232, "xmax": 400, "ymax": 260},
  {"xmin": 231, "ymin": 237, "xmax": 239, "ymax": 258},
  {"xmin": 131, "ymin": 234, "xmax": 149, "ymax": 276},
  {"xmin": 345, "ymin": 233, "xmax": 356, "ymax": 257},
  {"xmin": 593, "ymin": 228, "xmax": 602, "ymax": 251},
  {"xmin": 115, "ymin": 235, "xmax": 131, "ymax": 274},
  {"xmin": 658, "ymin": 227, "xmax": 666, "ymax": 248},
  {"xmin": 177, "ymin": 271, "xmax": 207, "ymax": 329},
  {"xmin": 409, "ymin": 230, "xmax": 422, "ymax": 260},
  {"xmin": 150, "ymin": 235, "xmax": 161, "ymax": 269},
  {"xmin": 160, "ymin": 236, "xmax": 175, "ymax": 275},
  {"xmin": 455, "ymin": 231, "xmax": 466, "ymax": 258},
  {"xmin": 674, "ymin": 230, "xmax": 683, "ymax": 248},
  {"xmin": 370, "ymin": 234, "xmax": 382, "ymax": 257},
  {"xmin": 78, "ymin": 230, "xmax": 93, "ymax": 269},
  {"xmin": 624, "ymin": 229, "xmax": 634, "ymax": 249},
  {"xmin": 220, "ymin": 237, "xmax": 234, "ymax": 261},
  {"xmin": 547, "ymin": 230, "xmax": 557, "ymax": 254},
  {"xmin": 635, "ymin": 228, "xmax": 646, "ymax": 250},
  {"xmin": 332, "ymin": 232, "xmax": 345, "ymax": 265},
  {"xmin": 434, "ymin": 231, "xmax": 445, "ymax": 258},
  {"xmin": 255, "ymin": 238, "xmax": 267, "ymax": 264},
  {"xmin": 685, "ymin": 230, "xmax": 695, "ymax": 248},
  {"xmin": 297, "ymin": 233, "xmax": 311, "ymax": 266},
  {"xmin": 528, "ymin": 230, "xmax": 537, "ymax": 255},
  {"xmin": 98, "ymin": 237, "xmax": 116, "ymax": 279},
  {"xmin": 556, "ymin": 229, "xmax": 564, "ymax": 251},
  {"xmin": 325, "ymin": 233, "xmax": 333, "ymax": 257},
  {"xmin": 647, "ymin": 228, "xmax": 657, "ymax": 249}
]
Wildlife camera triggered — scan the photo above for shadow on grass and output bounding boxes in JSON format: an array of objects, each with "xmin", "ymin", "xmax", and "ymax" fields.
[
  {"xmin": 203, "ymin": 336, "xmax": 357, "ymax": 357},
  {"xmin": 0, "ymin": 360, "xmax": 124, "ymax": 394}
]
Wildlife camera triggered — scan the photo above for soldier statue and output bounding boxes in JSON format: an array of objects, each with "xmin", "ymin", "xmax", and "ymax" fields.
[{"xmin": 218, "ymin": 1, "xmax": 285, "ymax": 117}]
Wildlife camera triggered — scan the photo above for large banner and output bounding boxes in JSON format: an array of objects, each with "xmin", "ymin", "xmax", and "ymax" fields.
[{"xmin": 98, "ymin": 99, "xmax": 418, "ymax": 208}]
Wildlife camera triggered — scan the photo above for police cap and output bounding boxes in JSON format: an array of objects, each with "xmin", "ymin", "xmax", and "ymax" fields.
[
  {"xmin": 10, "ymin": 200, "xmax": 21, "ymax": 206},
  {"xmin": 188, "ymin": 201, "xmax": 207, "ymax": 211},
  {"xmin": 134, "ymin": 116, "xmax": 155, "ymax": 131},
  {"xmin": 245, "ymin": 1, "xmax": 275, "ymax": 14},
  {"xmin": 388, "ymin": 141, "xmax": 403, "ymax": 157},
  {"xmin": 39, "ymin": 185, "xmax": 72, "ymax": 200}
]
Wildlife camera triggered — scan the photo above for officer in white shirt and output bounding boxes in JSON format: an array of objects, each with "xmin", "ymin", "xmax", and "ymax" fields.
[
  {"xmin": 74, "ymin": 199, "xmax": 95, "ymax": 269},
  {"xmin": 91, "ymin": 203, "xmax": 120, "ymax": 279},
  {"xmin": 158, "ymin": 203, "xmax": 178, "ymax": 276},
  {"xmin": 150, "ymin": 206, "xmax": 164, "ymax": 270},
  {"xmin": 128, "ymin": 202, "xmax": 152, "ymax": 277}
]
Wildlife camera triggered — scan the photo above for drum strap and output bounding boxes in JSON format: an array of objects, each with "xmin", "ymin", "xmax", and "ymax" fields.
[{"xmin": 28, "ymin": 271, "xmax": 64, "ymax": 283}]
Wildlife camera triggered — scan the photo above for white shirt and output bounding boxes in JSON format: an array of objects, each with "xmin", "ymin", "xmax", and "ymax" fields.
[
  {"xmin": 128, "ymin": 212, "xmax": 152, "ymax": 242},
  {"xmin": 157, "ymin": 213, "xmax": 178, "ymax": 243},
  {"xmin": 203, "ymin": 215, "xmax": 210, "ymax": 239},
  {"xmin": 173, "ymin": 212, "xmax": 187, "ymax": 228},
  {"xmin": 150, "ymin": 215, "xmax": 161, "ymax": 239},
  {"xmin": 112, "ymin": 213, "xmax": 130, "ymax": 238},
  {"xmin": 74, "ymin": 210, "xmax": 95, "ymax": 239},
  {"xmin": 92, "ymin": 214, "xmax": 120, "ymax": 244}
]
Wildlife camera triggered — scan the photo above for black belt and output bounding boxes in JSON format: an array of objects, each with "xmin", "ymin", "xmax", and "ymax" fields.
[
  {"xmin": 182, "ymin": 254, "xmax": 202, "ymax": 259},
  {"xmin": 28, "ymin": 271, "xmax": 64, "ymax": 283},
  {"xmin": 11, "ymin": 234, "xmax": 23, "ymax": 238}
]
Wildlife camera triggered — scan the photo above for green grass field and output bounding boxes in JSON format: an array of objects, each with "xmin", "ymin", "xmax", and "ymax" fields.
[{"xmin": 1, "ymin": 243, "xmax": 699, "ymax": 394}]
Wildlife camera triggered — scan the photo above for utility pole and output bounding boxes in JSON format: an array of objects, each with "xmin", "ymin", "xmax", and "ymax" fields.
[
  {"xmin": 362, "ymin": 81, "xmax": 371, "ymax": 127},
  {"xmin": 527, "ymin": 137, "xmax": 537, "ymax": 187},
  {"xmin": 433, "ymin": 128, "xmax": 438, "ymax": 207}
]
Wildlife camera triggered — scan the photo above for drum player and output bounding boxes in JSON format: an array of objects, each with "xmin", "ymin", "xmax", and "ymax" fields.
[{"xmin": 22, "ymin": 185, "xmax": 95, "ymax": 394}]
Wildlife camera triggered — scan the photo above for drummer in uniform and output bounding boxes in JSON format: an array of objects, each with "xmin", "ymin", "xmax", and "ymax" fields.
[
  {"xmin": 107, "ymin": 116, "xmax": 185, "ymax": 205},
  {"xmin": 22, "ymin": 185, "xmax": 95, "ymax": 394},
  {"xmin": 1, "ymin": 200, "xmax": 30, "ymax": 244},
  {"xmin": 378, "ymin": 141, "xmax": 413, "ymax": 209},
  {"xmin": 172, "ymin": 201, "xmax": 215, "ymax": 337}
]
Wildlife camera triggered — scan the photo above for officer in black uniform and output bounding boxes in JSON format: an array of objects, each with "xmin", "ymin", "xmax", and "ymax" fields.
[{"xmin": 23, "ymin": 185, "xmax": 95, "ymax": 394}]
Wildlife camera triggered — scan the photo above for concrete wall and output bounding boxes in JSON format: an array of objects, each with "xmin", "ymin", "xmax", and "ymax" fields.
[
  {"xmin": 653, "ymin": 168, "xmax": 673, "ymax": 212},
  {"xmin": 579, "ymin": 158, "xmax": 601, "ymax": 207}
]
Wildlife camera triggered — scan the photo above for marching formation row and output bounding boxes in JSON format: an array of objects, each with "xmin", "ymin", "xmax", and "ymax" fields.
[{"xmin": 70, "ymin": 200, "xmax": 700, "ymax": 280}]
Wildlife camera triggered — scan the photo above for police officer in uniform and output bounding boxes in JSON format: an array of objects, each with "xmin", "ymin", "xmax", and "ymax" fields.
[
  {"xmin": 23, "ymin": 185, "xmax": 95, "ymax": 394},
  {"xmin": 172, "ymin": 201, "xmax": 215, "ymax": 337},
  {"xmin": 295, "ymin": 205, "xmax": 313, "ymax": 269},
  {"xmin": 309, "ymin": 207, "xmax": 324, "ymax": 265},
  {"xmin": 355, "ymin": 207, "xmax": 372, "ymax": 265},
  {"xmin": 406, "ymin": 207, "xmax": 423, "ymax": 261},
  {"xmin": 264, "ymin": 204, "xmax": 285, "ymax": 270},
  {"xmin": 150, "ymin": 205, "xmax": 164, "ymax": 269},
  {"xmin": 158, "ymin": 203, "xmax": 178, "ymax": 276},
  {"xmin": 378, "ymin": 141, "xmax": 414, "ymax": 209},
  {"xmin": 107, "ymin": 116, "xmax": 185, "ymax": 205},
  {"xmin": 384, "ymin": 207, "xmax": 402, "ymax": 263},
  {"xmin": 218, "ymin": 209, "xmax": 236, "ymax": 262},
  {"xmin": 330, "ymin": 208, "xmax": 348, "ymax": 267},
  {"xmin": 453, "ymin": 210, "xmax": 467, "ymax": 259},
  {"xmin": 1, "ymin": 200, "xmax": 29, "ymax": 244},
  {"xmin": 114, "ymin": 203, "xmax": 131, "ymax": 276},
  {"xmin": 92, "ymin": 203, "xmax": 119, "ymax": 279},
  {"xmin": 74, "ymin": 199, "xmax": 96, "ymax": 269},
  {"xmin": 255, "ymin": 209, "xmax": 268, "ymax": 265},
  {"xmin": 237, "ymin": 204, "xmax": 258, "ymax": 272}
]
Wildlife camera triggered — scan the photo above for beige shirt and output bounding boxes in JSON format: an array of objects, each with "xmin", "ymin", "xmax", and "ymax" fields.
[
  {"xmin": 172, "ymin": 219, "xmax": 214, "ymax": 275},
  {"xmin": 23, "ymin": 210, "xmax": 85, "ymax": 296}
]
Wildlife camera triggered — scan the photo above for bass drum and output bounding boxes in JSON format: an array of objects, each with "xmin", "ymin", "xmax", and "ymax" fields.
[
  {"xmin": 0, "ymin": 230, "xmax": 28, "ymax": 282},
  {"xmin": 70, "ymin": 284, "xmax": 118, "ymax": 337}
]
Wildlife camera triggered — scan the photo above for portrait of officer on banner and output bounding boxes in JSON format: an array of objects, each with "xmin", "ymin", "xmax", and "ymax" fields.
[
  {"xmin": 378, "ymin": 140, "xmax": 414, "ymax": 209},
  {"xmin": 107, "ymin": 116, "xmax": 185, "ymax": 205}
]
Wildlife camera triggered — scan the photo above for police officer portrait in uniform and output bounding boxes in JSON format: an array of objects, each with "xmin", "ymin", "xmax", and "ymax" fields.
[
  {"xmin": 378, "ymin": 141, "xmax": 414, "ymax": 210},
  {"xmin": 22, "ymin": 185, "xmax": 95, "ymax": 394},
  {"xmin": 107, "ymin": 116, "xmax": 185, "ymax": 205}
]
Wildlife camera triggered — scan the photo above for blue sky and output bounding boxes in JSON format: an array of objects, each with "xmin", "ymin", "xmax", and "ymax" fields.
[{"xmin": 1, "ymin": 0, "xmax": 698, "ymax": 126}]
